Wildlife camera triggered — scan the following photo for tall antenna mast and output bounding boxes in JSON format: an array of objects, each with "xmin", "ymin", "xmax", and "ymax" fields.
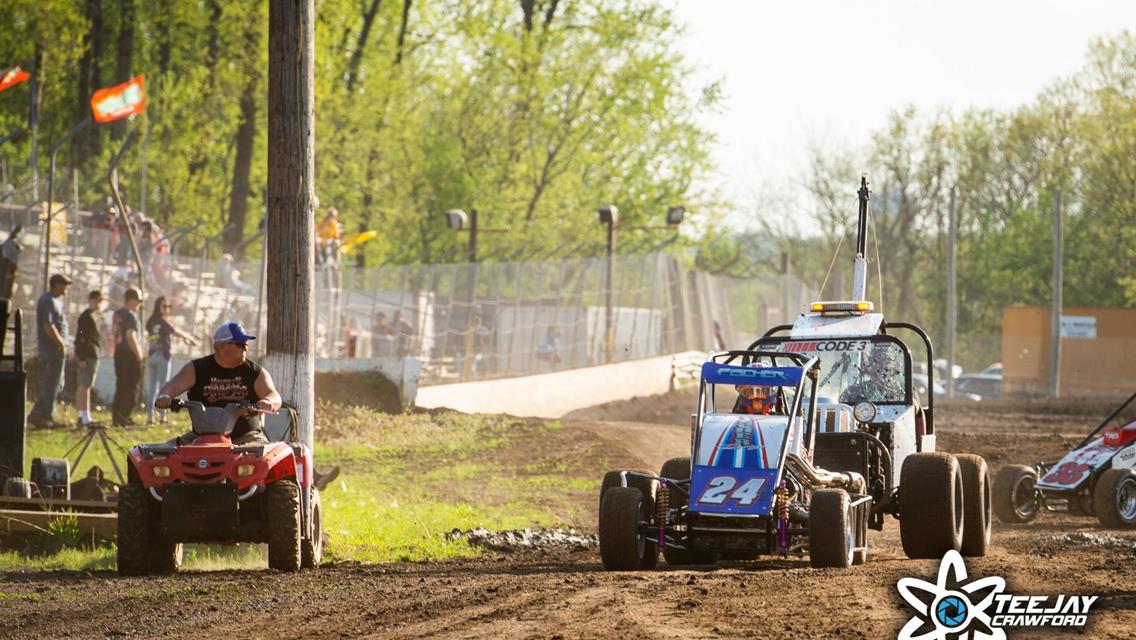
[{"xmin": 852, "ymin": 174, "xmax": 870, "ymax": 301}]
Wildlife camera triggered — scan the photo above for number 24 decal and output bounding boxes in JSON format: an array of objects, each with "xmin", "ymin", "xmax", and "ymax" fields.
[{"xmin": 697, "ymin": 476, "xmax": 766, "ymax": 506}]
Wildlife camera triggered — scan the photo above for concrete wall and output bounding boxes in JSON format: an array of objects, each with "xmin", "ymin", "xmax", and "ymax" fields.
[
  {"xmin": 1002, "ymin": 306, "xmax": 1136, "ymax": 396},
  {"xmin": 414, "ymin": 352, "xmax": 699, "ymax": 418}
]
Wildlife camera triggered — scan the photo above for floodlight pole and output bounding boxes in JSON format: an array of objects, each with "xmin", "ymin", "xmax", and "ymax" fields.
[
  {"xmin": 43, "ymin": 115, "xmax": 92, "ymax": 289},
  {"xmin": 946, "ymin": 187, "xmax": 957, "ymax": 399},
  {"xmin": 1050, "ymin": 189, "xmax": 1063, "ymax": 398}
]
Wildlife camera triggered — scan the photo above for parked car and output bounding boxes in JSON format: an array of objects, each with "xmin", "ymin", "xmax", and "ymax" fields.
[{"xmin": 955, "ymin": 373, "xmax": 1002, "ymax": 400}]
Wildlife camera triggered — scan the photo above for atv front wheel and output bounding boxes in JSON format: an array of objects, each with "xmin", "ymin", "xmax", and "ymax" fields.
[
  {"xmin": 267, "ymin": 479, "xmax": 302, "ymax": 571},
  {"xmin": 956, "ymin": 454, "xmax": 992, "ymax": 557},
  {"xmin": 1093, "ymin": 469, "xmax": 1136, "ymax": 528},
  {"xmin": 992, "ymin": 464, "xmax": 1039, "ymax": 524},
  {"xmin": 599, "ymin": 487, "xmax": 656, "ymax": 570},
  {"xmin": 116, "ymin": 482, "xmax": 152, "ymax": 576},
  {"xmin": 658, "ymin": 457, "xmax": 718, "ymax": 566},
  {"xmin": 899, "ymin": 453, "xmax": 963, "ymax": 559},
  {"xmin": 301, "ymin": 488, "xmax": 323, "ymax": 568},
  {"xmin": 809, "ymin": 489, "xmax": 853, "ymax": 568}
]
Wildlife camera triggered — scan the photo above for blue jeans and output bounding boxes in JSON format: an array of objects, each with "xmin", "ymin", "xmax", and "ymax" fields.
[
  {"xmin": 146, "ymin": 352, "xmax": 172, "ymax": 420},
  {"xmin": 30, "ymin": 349, "xmax": 65, "ymax": 420}
]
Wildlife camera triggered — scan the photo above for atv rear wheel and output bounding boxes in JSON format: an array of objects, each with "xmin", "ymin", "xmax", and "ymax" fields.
[
  {"xmin": 809, "ymin": 489, "xmax": 853, "ymax": 568},
  {"xmin": 992, "ymin": 464, "xmax": 1039, "ymax": 524},
  {"xmin": 956, "ymin": 454, "xmax": 992, "ymax": 557},
  {"xmin": 1093, "ymin": 469, "xmax": 1136, "ymax": 528},
  {"xmin": 116, "ymin": 482, "xmax": 152, "ymax": 576},
  {"xmin": 148, "ymin": 540, "xmax": 183, "ymax": 574},
  {"xmin": 599, "ymin": 487, "xmax": 656, "ymax": 570},
  {"xmin": 301, "ymin": 488, "xmax": 323, "ymax": 568},
  {"xmin": 267, "ymin": 479, "xmax": 302, "ymax": 571},
  {"xmin": 899, "ymin": 453, "xmax": 963, "ymax": 559},
  {"xmin": 658, "ymin": 457, "xmax": 718, "ymax": 566}
]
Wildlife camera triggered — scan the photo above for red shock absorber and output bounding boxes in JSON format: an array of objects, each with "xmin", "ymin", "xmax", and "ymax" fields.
[
  {"xmin": 777, "ymin": 481, "xmax": 789, "ymax": 554},
  {"xmin": 657, "ymin": 479, "xmax": 668, "ymax": 549}
]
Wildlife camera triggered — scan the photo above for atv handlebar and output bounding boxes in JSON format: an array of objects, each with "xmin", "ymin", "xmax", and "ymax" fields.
[{"xmin": 168, "ymin": 398, "xmax": 277, "ymax": 416}]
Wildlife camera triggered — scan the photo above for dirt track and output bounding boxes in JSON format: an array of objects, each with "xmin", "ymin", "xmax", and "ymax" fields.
[{"xmin": 3, "ymin": 397, "xmax": 1135, "ymax": 639}]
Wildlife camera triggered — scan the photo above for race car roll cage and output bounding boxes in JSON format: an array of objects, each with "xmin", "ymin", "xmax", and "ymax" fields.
[{"xmin": 747, "ymin": 323, "xmax": 937, "ymax": 529}]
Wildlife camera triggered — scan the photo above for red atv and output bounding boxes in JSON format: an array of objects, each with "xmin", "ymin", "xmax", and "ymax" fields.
[{"xmin": 116, "ymin": 399, "xmax": 322, "ymax": 575}]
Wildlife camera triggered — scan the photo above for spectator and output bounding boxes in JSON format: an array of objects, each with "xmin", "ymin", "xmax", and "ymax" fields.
[
  {"xmin": 0, "ymin": 225, "xmax": 22, "ymax": 299},
  {"xmin": 316, "ymin": 208, "xmax": 342, "ymax": 266},
  {"xmin": 27, "ymin": 274, "xmax": 71, "ymax": 428},
  {"xmin": 74, "ymin": 290, "xmax": 106, "ymax": 427},
  {"xmin": 371, "ymin": 312, "xmax": 396, "ymax": 356},
  {"xmin": 108, "ymin": 259, "xmax": 133, "ymax": 304},
  {"xmin": 392, "ymin": 310, "xmax": 414, "ymax": 358},
  {"xmin": 112, "ymin": 288, "xmax": 145, "ymax": 427},
  {"xmin": 219, "ymin": 253, "xmax": 257, "ymax": 297},
  {"xmin": 470, "ymin": 313, "xmax": 492, "ymax": 378},
  {"xmin": 144, "ymin": 296, "xmax": 198, "ymax": 424},
  {"xmin": 536, "ymin": 324, "xmax": 562, "ymax": 366}
]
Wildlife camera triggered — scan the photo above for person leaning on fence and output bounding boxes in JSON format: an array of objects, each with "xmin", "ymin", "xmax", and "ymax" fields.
[
  {"xmin": 74, "ymin": 290, "xmax": 106, "ymax": 427},
  {"xmin": 155, "ymin": 322, "xmax": 281, "ymax": 446},
  {"xmin": 112, "ymin": 288, "xmax": 145, "ymax": 427},
  {"xmin": 0, "ymin": 225, "xmax": 23, "ymax": 300},
  {"xmin": 27, "ymin": 274, "xmax": 71, "ymax": 429}
]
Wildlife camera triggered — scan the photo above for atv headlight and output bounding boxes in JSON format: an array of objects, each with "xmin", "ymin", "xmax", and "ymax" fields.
[
  {"xmin": 853, "ymin": 401, "xmax": 877, "ymax": 424},
  {"xmin": 237, "ymin": 464, "xmax": 256, "ymax": 477},
  {"xmin": 153, "ymin": 465, "xmax": 171, "ymax": 478}
]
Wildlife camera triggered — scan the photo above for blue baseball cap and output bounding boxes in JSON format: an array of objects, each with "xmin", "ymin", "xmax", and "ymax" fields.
[{"xmin": 213, "ymin": 322, "xmax": 257, "ymax": 344}]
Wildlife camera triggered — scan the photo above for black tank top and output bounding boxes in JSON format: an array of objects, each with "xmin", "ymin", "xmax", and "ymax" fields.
[{"xmin": 188, "ymin": 356, "xmax": 262, "ymax": 437}]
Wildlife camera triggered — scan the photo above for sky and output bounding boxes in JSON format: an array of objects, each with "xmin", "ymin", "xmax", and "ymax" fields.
[{"xmin": 670, "ymin": 0, "xmax": 1136, "ymax": 227}]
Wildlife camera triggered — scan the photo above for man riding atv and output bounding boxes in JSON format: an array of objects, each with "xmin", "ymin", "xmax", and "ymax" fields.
[
  {"xmin": 156, "ymin": 322, "xmax": 281, "ymax": 445},
  {"xmin": 156, "ymin": 321, "xmax": 340, "ymax": 489}
]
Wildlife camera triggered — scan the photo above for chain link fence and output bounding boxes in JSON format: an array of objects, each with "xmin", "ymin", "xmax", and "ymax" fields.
[{"xmin": 3, "ymin": 204, "xmax": 818, "ymax": 385}]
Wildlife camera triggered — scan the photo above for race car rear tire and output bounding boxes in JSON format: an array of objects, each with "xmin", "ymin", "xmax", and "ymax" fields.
[
  {"xmin": 116, "ymin": 482, "xmax": 151, "ymax": 576},
  {"xmin": 992, "ymin": 464, "xmax": 1039, "ymax": 524},
  {"xmin": 809, "ymin": 489, "xmax": 853, "ymax": 568},
  {"xmin": 267, "ymin": 479, "xmax": 302, "ymax": 571},
  {"xmin": 1093, "ymin": 469, "xmax": 1136, "ymax": 529},
  {"xmin": 599, "ymin": 487, "xmax": 656, "ymax": 570},
  {"xmin": 956, "ymin": 454, "xmax": 992, "ymax": 557},
  {"xmin": 301, "ymin": 488, "xmax": 323, "ymax": 568},
  {"xmin": 899, "ymin": 453, "xmax": 963, "ymax": 559}
]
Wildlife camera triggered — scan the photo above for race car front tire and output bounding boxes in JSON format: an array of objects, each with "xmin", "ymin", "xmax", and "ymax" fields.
[
  {"xmin": 599, "ymin": 487, "xmax": 656, "ymax": 570},
  {"xmin": 992, "ymin": 464, "xmax": 1039, "ymax": 524},
  {"xmin": 1093, "ymin": 468, "xmax": 1136, "ymax": 528},
  {"xmin": 899, "ymin": 453, "xmax": 963, "ymax": 559},
  {"xmin": 809, "ymin": 489, "xmax": 853, "ymax": 568},
  {"xmin": 956, "ymin": 454, "xmax": 992, "ymax": 556},
  {"xmin": 658, "ymin": 457, "xmax": 718, "ymax": 566}
]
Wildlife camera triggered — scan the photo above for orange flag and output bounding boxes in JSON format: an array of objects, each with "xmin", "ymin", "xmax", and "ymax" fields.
[
  {"xmin": 0, "ymin": 65, "xmax": 30, "ymax": 93},
  {"xmin": 90, "ymin": 75, "xmax": 146, "ymax": 123}
]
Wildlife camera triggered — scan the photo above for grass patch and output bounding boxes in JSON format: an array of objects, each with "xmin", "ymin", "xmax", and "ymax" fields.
[{"xmin": 6, "ymin": 399, "xmax": 615, "ymax": 570}]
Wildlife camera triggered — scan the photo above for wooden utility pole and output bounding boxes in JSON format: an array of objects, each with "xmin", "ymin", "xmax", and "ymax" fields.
[{"xmin": 266, "ymin": 0, "xmax": 316, "ymax": 448}]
